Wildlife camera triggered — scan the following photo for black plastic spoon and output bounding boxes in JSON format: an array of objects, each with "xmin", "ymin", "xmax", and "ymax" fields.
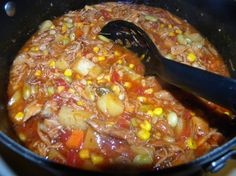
[{"xmin": 100, "ymin": 20, "xmax": 236, "ymax": 113}]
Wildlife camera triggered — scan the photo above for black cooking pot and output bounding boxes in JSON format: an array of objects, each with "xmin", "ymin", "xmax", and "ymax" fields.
[{"xmin": 0, "ymin": 0, "xmax": 236, "ymax": 175}]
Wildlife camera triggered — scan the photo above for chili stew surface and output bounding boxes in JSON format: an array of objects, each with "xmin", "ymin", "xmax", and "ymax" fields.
[{"xmin": 8, "ymin": 2, "xmax": 230, "ymax": 171}]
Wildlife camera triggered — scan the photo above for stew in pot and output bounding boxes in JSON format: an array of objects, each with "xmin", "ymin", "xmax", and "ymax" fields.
[{"xmin": 7, "ymin": 2, "xmax": 230, "ymax": 171}]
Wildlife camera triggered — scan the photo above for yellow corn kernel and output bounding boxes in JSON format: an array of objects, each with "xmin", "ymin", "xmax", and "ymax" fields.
[
  {"xmin": 124, "ymin": 82, "xmax": 131, "ymax": 88},
  {"xmin": 137, "ymin": 129, "xmax": 151, "ymax": 141},
  {"xmin": 160, "ymin": 23, "xmax": 164, "ymax": 28},
  {"xmin": 104, "ymin": 75, "xmax": 110, "ymax": 82},
  {"xmin": 31, "ymin": 46, "xmax": 39, "ymax": 52},
  {"xmin": 168, "ymin": 24, "xmax": 173, "ymax": 29},
  {"xmin": 137, "ymin": 96, "xmax": 147, "ymax": 103},
  {"xmin": 64, "ymin": 69, "xmax": 72, "ymax": 77},
  {"xmin": 129, "ymin": 64, "xmax": 135, "ymax": 69},
  {"xmin": 140, "ymin": 120, "xmax": 152, "ymax": 131},
  {"xmin": 114, "ymin": 51, "xmax": 121, "ymax": 56},
  {"xmin": 57, "ymin": 86, "xmax": 65, "ymax": 93},
  {"xmin": 187, "ymin": 53, "xmax": 196, "ymax": 63},
  {"xmin": 112, "ymin": 85, "xmax": 120, "ymax": 94},
  {"xmin": 35, "ymin": 70, "xmax": 42, "ymax": 77},
  {"xmin": 50, "ymin": 25, "xmax": 55, "ymax": 30},
  {"xmin": 144, "ymin": 88, "xmax": 153, "ymax": 94},
  {"xmin": 147, "ymin": 110, "xmax": 154, "ymax": 117},
  {"xmin": 93, "ymin": 46, "xmax": 100, "ymax": 53},
  {"xmin": 18, "ymin": 133, "xmax": 26, "ymax": 142},
  {"xmin": 79, "ymin": 149, "xmax": 90, "ymax": 159},
  {"xmin": 168, "ymin": 32, "xmax": 175, "ymax": 37},
  {"xmin": 68, "ymin": 88, "xmax": 75, "ymax": 94},
  {"xmin": 224, "ymin": 111, "xmax": 230, "ymax": 116},
  {"xmin": 61, "ymin": 23, "xmax": 67, "ymax": 33},
  {"xmin": 15, "ymin": 112, "xmax": 24, "ymax": 121},
  {"xmin": 97, "ymin": 79, "xmax": 105, "ymax": 84},
  {"xmin": 140, "ymin": 54, "xmax": 145, "ymax": 60},
  {"xmin": 190, "ymin": 112, "xmax": 195, "ymax": 116},
  {"xmin": 87, "ymin": 80, "xmax": 92, "ymax": 85},
  {"xmin": 117, "ymin": 59, "xmax": 123, "ymax": 64},
  {"xmin": 49, "ymin": 60, "xmax": 56, "ymax": 68},
  {"xmin": 91, "ymin": 154, "xmax": 104, "ymax": 165},
  {"xmin": 102, "ymin": 50, "xmax": 108, "ymax": 55},
  {"xmin": 77, "ymin": 101, "xmax": 84, "ymax": 106},
  {"xmin": 175, "ymin": 29, "xmax": 182, "ymax": 34},
  {"xmin": 153, "ymin": 107, "xmax": 163, "ymax": 116},
  {"xmin": 186, "ymin": 138, "xmax": 197, "ymax": 149},
  {"xmin": 98, "ymin": 56, "xmax": 106, "ymax": 61}
]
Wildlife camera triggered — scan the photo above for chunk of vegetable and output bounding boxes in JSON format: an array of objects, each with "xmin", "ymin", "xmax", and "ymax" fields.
[
  {"xmin": 39, "ymin": 20, "xmax": 54, "ymax": 33},
  {"xmin": 73, "ymin": 58, "xmax": 95, "ymax": 76},
  {"xmin": 144, "ymin": 15, "xmax": 157, "ymax": 22},
  {"xmin": 91, "ymin": 154, "xmax": 104, "ymax": 165},
  {"xmin": 97, "ymin": 93, "xmax": 124, "ymax": 117},
  {"xmin": 23, "ymin": 84, "xmax": 31, "ymax": 100},
  {"xmin": 79, "ymin": 149, "xmax": 90, "ymax": 159},
  {"xmin": 23, "ymin": 102, "xmax": 42, "ymax": 122},
  {"xmin": 167, "ymin": 111, "xmax": 178, "ymax": 127},
  {"xmin": 66, "ymin": 130, "xmax": 84, "ymax": 149},
  {"xmin": 55, "ymin": 59, "xmax": 69, "ymax": 70},
  {"xmin": 133, "ymin": 154, "xmax": 153, "ymax": 165},
  {"xmin": 58, "ymin": 106, "xmax": 93, "ymax": 130}
]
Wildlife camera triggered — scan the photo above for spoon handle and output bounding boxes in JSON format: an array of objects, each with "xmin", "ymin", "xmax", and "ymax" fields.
[{"xmin": 160, "ymin": 58, "xmax": 236, "ymax": 113}]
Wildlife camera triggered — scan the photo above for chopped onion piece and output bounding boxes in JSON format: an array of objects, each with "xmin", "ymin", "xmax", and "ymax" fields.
[
  {"xmin": 73, "ymin": 58, "xmax": 95, "ymax": 76},
  {"xmin": 167, "ymin": 111, "xmax": 178, "ymax": 127}
]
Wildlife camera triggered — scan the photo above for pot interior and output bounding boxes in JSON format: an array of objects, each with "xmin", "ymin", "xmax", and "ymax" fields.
[{"xmin": 0, "ymin": 0, "xmax": 236, "ymax": 174}]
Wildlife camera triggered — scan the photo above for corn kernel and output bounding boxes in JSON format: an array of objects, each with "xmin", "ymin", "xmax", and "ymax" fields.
[
  {"xmin": 15, "ymin": 112, "xmax": 24, "ymax": 121},
  {"xmin": 147, "ymin": 110, "xmax": 154, "ymax": 117},
  {"xmin": 186, "ymin": 138, "xmax": 197, "ymax": 149},
  {"xmin": 31, "ymin": 46, "xmax": 39, "ymax": 52},
  {"xmin": 93, "ymin": 46, "xmax": 100, "ymax": 53},
  {"xmin": 64, "ymin": 69, "xmax": 72, "ymax": 77},
  {"xmin": 144, "ymin": 88, "xmax": 153, "ymax": 94},
  {"xmin": 87, "ymin": 80, "xmax": 92, "ymax": 85},
  {"xmin": 137, "ymin": 129, "xmax": 151, "ymax": 141},
  {"xmin": 61, "ymin": 23, "xmax": 67, "ymax": 33},
  {"xmin": 49, "ymin": 60, "xmax": 55, "ymax": 68},
  {"xmin": 97, "ymin": 79, "xmax": 105, "ymax": 84},
  {"xmin": 168, "ymin": 24, "xmax": 173, "ymax": 29},
  {"xmin": 153, "ymin": 107, "xmax": 163, "ymax": 116},
  {"xmin": 77, "ymin": 101, "xmax": 84, "ymax": 106},
  {"xmin": 35, "ymin": 70, "xmax": 42, "ymax": 77},
  {"xmin": 68, "ymin": 88, "xmax": 75, "ymax": 94},
  {"xmin": 91, "ymin": 154, "xmax": 104, "ymax": 165},
  {"xmin": 114, "ymin": 51, "xmax": 121, "ymax": 56},
  {"xmin": 168, "ymin": 32, "xmax": 175, "ymax": 37},
  {"xmin": 140, "ymin": 54, "xmax": 145, "ymax": 60},
  {"xmin": 112, "ymin": 85, "xmax": 120, "ymax": 94},
  {"xmin": 160, "ymin": 23, "xmax": 164, "ymax": 28},
  {"xmin": 140, "ymin": 120, "xmax": 152, "ymax": 131},
  {"xmin": 175, "ymin": 29, "xmax": 182, "ymax": 34},
  {"xmin": 129, "ymin": 64, "xmax": 135, "ymax": 69},
  {"xmin": 18, "ymin": 133, "xmax": 26, "ymax": 142},
  {"xmin": 187, "ymin": 53, "xmax": 196, "ymax": 63},
  {"xmin": 224, "ymin": 111, "xmax": 230, "ymax": 116},
  {"xmin": 124, "ymin": 82, "xmax": 131, "ymax": 88},
  {"xmin": 98, "ymin": 56, "xmax": 106, "ymax": 61},
  {"xmin": 57, "ymin": 86, "xmax": 65, "ymax": 93},
  {"xmin": 104, "ymin": 75, "xmax": 110, "ymax": 82},
  {"xmin": 137, "ymin": 96, "xmax": 147, "ymax": 103},
  {"xmin": 117, "ymin": 59, "xmax": 123, "ymax": 64},
  {"xmin": 79, "ymin": 149, "xmax": 90, "ymax": 159}
]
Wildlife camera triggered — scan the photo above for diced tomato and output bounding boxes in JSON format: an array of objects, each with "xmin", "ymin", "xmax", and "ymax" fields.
[
  {"xmin": 75, "ymin": 29, "xmax": 83, "ymax": 38},
  {"xmin": 111, "ymin": 71, "xmax": 120, "ymax": 83},
  {"xmin": 66, "ymin": 150, "xmax": 78, "ymax": 166},
  {"xmin": 55, "ymin": 78, "xmax": 68, "ymax": 87},
  {"xmin": 100, "ymin": 10, "xmax": 111, "ymax": 20}
]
